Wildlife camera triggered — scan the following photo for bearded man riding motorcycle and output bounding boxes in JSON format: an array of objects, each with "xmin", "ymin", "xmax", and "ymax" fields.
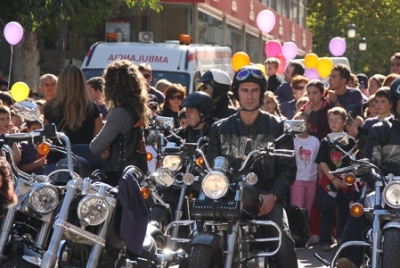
[
  {"xmin": 337, "ymin": 77, "xmax": 400, "ymax": 268},
  {"xmin": 206, "ymin": 65, "xmax": 298, "ymax": 267}
]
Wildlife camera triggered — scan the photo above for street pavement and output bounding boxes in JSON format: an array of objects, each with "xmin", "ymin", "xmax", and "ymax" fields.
[{"xmin": 297, "ymin": 243, "xmax": 337, "ymax": 268}]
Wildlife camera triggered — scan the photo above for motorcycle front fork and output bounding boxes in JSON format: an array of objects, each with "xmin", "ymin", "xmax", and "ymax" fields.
[{"xmin": 224, "ymin": 221, "xmax": 240, "ymax": 268}]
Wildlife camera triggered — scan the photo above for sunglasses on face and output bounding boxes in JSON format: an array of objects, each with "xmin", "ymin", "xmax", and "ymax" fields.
[
  {"xmin": 236, "ymin": 68, "xmax": 264, "ymax": 81},
  {"xmin": 169, "ymin": 95, "xmax": 183, "ymax": 100},
  {"xmin": 143, "ymin": 73, "xmax": 152, "ymax": 79},
  {"xmin": 201, "ymin": 84, "xmax": 212, "ymax": 90},
  {"xmin": 294, "ymin": 86, "xmax": 305, "ymax": 90}
]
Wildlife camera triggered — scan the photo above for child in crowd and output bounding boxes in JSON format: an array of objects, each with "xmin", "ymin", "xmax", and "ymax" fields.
[
  {"xmin": 264, "ymin": 57, "xmax": 282, "ymax": 92},
  {"xmin": 178, "ymin": 108, "xmax": 188, "ymax": 129},
  {"xmin": 18, "ymin": 119, "xmax": 46, "ymax": 175},
  {"xmin": 296, "ymin": 96, "xmax": 309, "ymax": 114},
  {"xmin": 363, "ymin": 94, "xmax": 378, "ymax": 119},
  {"xmin": 0, "ymin": 157, "xmax": 17, "ymax": 209},
  {"xmin": 291, "ymin": 112, "xmax": 320, "ymax": 216},
  {"xmin": 0, "ymin": 105, "xmax": 21, "ymax": 164},
  {"xmin": 315, "ymin": 107, "xmax": 357, "ymax": 252},
  {"xmin": 363, "ymin": 87, "xmax": 392, "ymax": 130}
]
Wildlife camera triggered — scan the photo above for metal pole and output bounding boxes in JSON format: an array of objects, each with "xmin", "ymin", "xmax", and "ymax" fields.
[{"xmin": 351, "ymin": 40, "xmax": 355, "ymax": 72}]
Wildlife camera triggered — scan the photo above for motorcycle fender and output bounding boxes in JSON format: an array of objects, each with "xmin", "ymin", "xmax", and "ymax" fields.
[
  {"xmin": 191, "ymin": 232, "xmax": 224, "ymax": 250},
  {"xmin": 383, "ymin": 221, "xmax": 400, "ymax": 230}
]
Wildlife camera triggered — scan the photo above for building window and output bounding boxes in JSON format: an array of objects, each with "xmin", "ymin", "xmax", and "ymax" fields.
[
  {"xmin": 226, "ymin": 24, "xmax": 243, "ymax": 54},
  {"xmin": 246, "ymin": 33, "xmax": 261, "ymax": 63},
  {"xmin": 198, "ymin": 11, "xmax": 223, "ymax": 45}
]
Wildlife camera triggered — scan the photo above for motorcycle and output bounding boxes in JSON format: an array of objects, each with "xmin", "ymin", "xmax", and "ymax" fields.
[
  {"xmin": 171, "ymin": 119, "xmax": 305, "ymax": 268},
  {"xmin": 0, "ymin": 101, "xmax": 85, "ymax": 267},
  {"xmin": 146, "ymin": 116, "xmax": 202, "ymax": 239},
  {"xmin": 315, "ymin": 132, "xmax": 400, "ymax": 268}
]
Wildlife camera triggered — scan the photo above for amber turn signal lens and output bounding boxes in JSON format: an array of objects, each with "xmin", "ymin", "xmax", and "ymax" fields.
[
  {"xmin": 146, "ymin": 152, "xmax": 153, "ymax": 161},
  {"xmin": 37, "ymin": 142, "xmax": 50, "ymax": 155},
  {"xmin": 344, "ymin": 173, "xmax": 356, "ymax": 186},
  {"xmin": 141, "ymin": 187, "xmax": 150, "ymax": 199},
  {"xmin": 350, "ymin": 203, "xmax": 364, "ymax": 217},
  {"xmin": 195, "ymin": 156, "xmax": 204, "ymax": 166}
]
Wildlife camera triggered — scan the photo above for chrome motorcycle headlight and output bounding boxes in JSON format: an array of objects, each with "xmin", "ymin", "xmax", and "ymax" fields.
[
  {"xmin": 202, "ymin": 171, "xmax": 229, "ymax": 199},
  {"xmin": 383, "ymin": 181, "xmax": 400, "ymax": 208},
  {"xmin": 28, "ymin": 183, "xmax": 59, "ymax": 214},
  {"xmin": 162, "ymin": 155, "xmax": 182, "ymax": 172},
  {"xmin": 77, "ymin": 196, "xmax": 109, "ymax": 226}
]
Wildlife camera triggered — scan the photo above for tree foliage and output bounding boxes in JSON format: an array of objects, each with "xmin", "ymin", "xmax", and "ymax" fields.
[{"xmin": 307, "ymin": 0, "xmax": 400, "ymax": 76}]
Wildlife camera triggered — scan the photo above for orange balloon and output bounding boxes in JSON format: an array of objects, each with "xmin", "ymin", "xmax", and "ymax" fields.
[
  {"xmin": 231, "ymin": 52, "xmax": 251, "ymax": 72},
  {"xmin": 304, "ymin": 53, "xmax": 319, "ymax": 69}
]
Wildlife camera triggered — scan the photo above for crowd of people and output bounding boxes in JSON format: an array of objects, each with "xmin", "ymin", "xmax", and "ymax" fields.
[{"xmin": 0, "ymin": 51, "xmax": 400, "ymax": 267}]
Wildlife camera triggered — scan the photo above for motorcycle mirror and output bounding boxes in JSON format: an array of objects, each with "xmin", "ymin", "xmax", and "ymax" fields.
[
  {"xmin": 154, "ymin": 116, "xmax": 175, "ymax": 130},
  {"xmin": 13, "ymin": 102, "xmax": 43, "ymax": 127},
  {"xmin": 327, "ymin": 133, "xmax": 350, "ymax": 146},
  {"xmin": 283, "ymin": 119, "xmax": 306, "ymax": 135}
]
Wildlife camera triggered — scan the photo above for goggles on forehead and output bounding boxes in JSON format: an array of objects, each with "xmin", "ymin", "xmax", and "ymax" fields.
[{"xmin": 235, "ymin": 68, "xmax": 264, "ymax": 81}]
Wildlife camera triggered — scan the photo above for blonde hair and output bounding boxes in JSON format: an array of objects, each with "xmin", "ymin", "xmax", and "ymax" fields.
[{"xmin": 45, "ymin": 65, "xmax": 92, "ymax": 132}]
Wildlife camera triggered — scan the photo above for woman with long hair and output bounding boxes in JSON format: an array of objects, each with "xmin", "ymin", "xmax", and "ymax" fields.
[
  {"xmin": 159, "ymin": 84, "xmax": 186, "ymax": 128},
  {"xmin": 90, "ymin": 60, "xmax": 149, "ymax": 186},
  {"xmin": 44, "ymin": 65, "xmax": 102, "ymax": 173},
  {"xmin": 44, "ymin": 65, "xmax": 102, "ymax": 143}
]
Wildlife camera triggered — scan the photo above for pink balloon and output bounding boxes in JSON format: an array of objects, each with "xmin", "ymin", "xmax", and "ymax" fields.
[
  {"xmin": 329, "ymin": 37, "xmax": 346, "ymax": 57},
  {"xmin": 256, "ymin": 10, "xmax": 276, "ymax": 34},
  {"xmin": 305, "ymin": 68, "xmax": 320, "ymax": 80},
  {"xmin": 265, "ymin": 40, "xmax": 282, "ymax": 58},
  {"xmin": 276, "ymin": 54, "xmax": 286, "ymax": 75},
  {"xmin": 4, "ymin": 21, "xmax": 24, "ymax": 45},
  {"xmin": 282, "ymin": 42, "xmax": 298, "ymax": 60}
]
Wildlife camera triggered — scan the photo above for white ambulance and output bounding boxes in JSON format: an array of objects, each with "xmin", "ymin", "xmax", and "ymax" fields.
[{"xmin": 81, "ymin": 39, "xmax": 233, "ymax": 94}]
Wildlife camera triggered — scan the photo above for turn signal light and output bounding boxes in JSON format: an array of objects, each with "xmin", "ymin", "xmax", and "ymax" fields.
[
  {"xmin": 37, "ymin": 142, "xmax": 50, "ymax": 155},
  {"xmin": 195, "ymin": 156, "xmax": 204, "ymax": 166},
  {"xmin": 140, "ymin": 187, "xmax": 150, "ymax": 199},
  {"xmin": 146, "ymin": 152, "xmax": 153, "ymax": 161},
  {"xmin": 350, "ymin": 203, "xmax": 364, "ymax": 217},
  {"xmin": 344, "ymin": 173, "xmax": 356, "ymax": 186}
]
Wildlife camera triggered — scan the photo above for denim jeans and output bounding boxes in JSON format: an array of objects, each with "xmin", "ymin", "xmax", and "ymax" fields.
[{"xmin": 258, "ymin": 202, "xmax": 298, "ymax": 268}]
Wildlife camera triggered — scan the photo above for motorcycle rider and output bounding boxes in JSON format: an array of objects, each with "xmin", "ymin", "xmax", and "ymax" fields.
[
  {"xmin": 337, "ymin": 77, "xmax": 400, "ymax": 268},
  {"xmin": 178, "ymin": 91, "xmax": 216, "ymax": 143},
  {"xmin": 207, "ymin": 65, "xmax": 298, "ymax": 267},
  {"xmin": 197, "ymin": 69, "xmax": 237, "ymax": 120}
]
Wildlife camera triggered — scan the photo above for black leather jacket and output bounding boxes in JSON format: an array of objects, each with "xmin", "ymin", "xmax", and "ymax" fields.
[
  {"xmin": 207, "ymin": 110, "xmax": 296, "ymax": 201},
  {"xmin": 363, "ymin": 117, "xmax": 400, "ymax": 175},
  {"xmin": 213, "ymin": 96, "xmax": 237, "ymax": 120}
]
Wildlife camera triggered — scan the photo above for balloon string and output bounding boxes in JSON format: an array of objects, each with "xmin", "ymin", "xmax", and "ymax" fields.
[{"xmin": 8, "ymin": 46, "xmax": 13, "ymax": 91}]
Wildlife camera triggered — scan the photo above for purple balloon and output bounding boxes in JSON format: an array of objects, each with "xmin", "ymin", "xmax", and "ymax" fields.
[
  {"xmin": 256, "ymin": 10, "xmax": 276, "ymax": 34},
  {"xmin": 329, "ymin": 37, "xmax": 346, "ymax": 57},
  {"xmin": 282, "ymin": 42, "xmax": 298, "ymax": 60},
  {"xmin": 264, "ymin": 40, "xmax": 282, "ymax": 58},
  {"xmin": 4, "ymin": 21, "xmax": 24, "ymax": 45},
  {"xmin": 305, "ymin": 68, "xmax": 320, "ymax": 80}
]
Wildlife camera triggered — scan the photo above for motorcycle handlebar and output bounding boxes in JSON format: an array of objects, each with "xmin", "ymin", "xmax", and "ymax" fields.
[{"xmin": 0, "ymin": 127, "xmax": 77, "ymax": 179}]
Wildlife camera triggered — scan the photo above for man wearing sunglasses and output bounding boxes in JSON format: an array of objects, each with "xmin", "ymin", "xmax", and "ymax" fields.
[
  {"xmin": 207, "ymin": 65, "xmax": 298, "ymax": 267},
  {"xmin": 138, "ymin": 63, "xmax": 165, "ymax": 105},
  {"xmin": 198, "ymin": 69, "xmax": 237, "ymax": 120}
]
